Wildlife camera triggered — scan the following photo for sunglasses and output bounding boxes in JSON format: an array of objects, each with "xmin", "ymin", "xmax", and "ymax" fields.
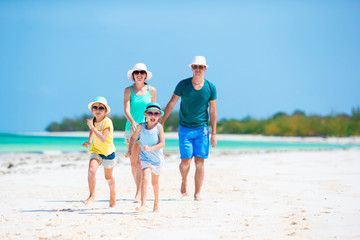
[
  {"xmin": 192, "ymin": 65, "xmax": 205, "ymax": 70},
  {"xmin": 92, "ymin": 106, "xmax": 105, "ymax": 112},
  {"xmin": 146, "ymin": 111, "xmax": 161, "ymax": 117},
  {"xmin": 133, "ymin": 70, "xmax": 147, "ymax": 75}
]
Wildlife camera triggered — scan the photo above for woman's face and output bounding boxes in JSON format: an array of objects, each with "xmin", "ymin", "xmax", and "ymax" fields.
[{"xmin": 133, "ymin": 70, "xmax": 147, "ymax": 82}]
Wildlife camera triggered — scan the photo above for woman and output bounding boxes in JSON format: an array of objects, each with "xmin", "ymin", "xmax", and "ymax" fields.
[{"xmin": 124, "ymin": 63, "xmax": 156, "ymax": 202}]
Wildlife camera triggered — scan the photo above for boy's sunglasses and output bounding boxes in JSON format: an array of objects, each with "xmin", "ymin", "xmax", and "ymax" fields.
[
  {"xmin": 92, "ymin": 106, "xmax": 105, "ymax": 112},
  {"xmin": 133, "ymin": 70, "xmax": 147, "ymax": 75},
  {"xmin": 192, "ymin": 65, "xmax": 205, "ymax": 70},
  {"xmin": 146, "ymin": 111, "xmax": 161, "ymax": 117}
]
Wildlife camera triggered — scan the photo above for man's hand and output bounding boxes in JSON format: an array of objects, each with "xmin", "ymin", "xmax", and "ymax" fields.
[{"xmin": 211, "ymin": 134, "xmax": 217, "ymax": 148}]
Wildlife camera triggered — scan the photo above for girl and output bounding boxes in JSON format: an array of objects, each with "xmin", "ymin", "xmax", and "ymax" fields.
[
  {"xmin": 82, "ymin": 96, "xmax": 116, "ymax": 208},
  {"xmin": 126, "ymin": 102, "xmax": 165, "ymax": 212},
  {"xmin": 124, "ymin": 63, "xmax": 157, "ymax": 202}
]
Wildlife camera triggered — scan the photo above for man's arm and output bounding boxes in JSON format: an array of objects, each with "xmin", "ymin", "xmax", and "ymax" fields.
[
  {"xmin": 209, "ymin": 99, "xmax": 217, "ymax": 148},
  {"xmin": 160, "ymin": 94, "xmax": 180, "ymax": 125}
]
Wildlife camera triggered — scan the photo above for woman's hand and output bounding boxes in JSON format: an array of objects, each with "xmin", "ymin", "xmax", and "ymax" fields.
[
  {"xmin": 87, "ymin": 119, "xmax": 94, "ymax": 130},
  {"xmin": 82, "ymin": 142, "xmax": 90, "ymax": 148},
  {"xmin": 130, "ymin": 121, "xmax": 138, "ymax": 133}
]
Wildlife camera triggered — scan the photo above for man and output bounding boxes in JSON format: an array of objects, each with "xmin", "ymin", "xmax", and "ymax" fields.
[{"xmin": 162, "ymin": 56, "xmax": 217, "ymax": 201}]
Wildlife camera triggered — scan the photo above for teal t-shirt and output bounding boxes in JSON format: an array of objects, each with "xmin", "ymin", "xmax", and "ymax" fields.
[{"xmin": 174, "ymin": 78, "xmax": 217, "ymax": 129}]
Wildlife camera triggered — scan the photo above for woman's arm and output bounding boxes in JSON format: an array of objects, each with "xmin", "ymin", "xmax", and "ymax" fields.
[
  {"xmin": 125, "ymin": 123, "xmax": 142, "ymax": 157},
  {"xmin": 124, "ymin": 87, "xmax": 138, "ymax": 132},
  {"xmin": 150, "ymin": 86, "xmax": 157, "ymax": 102}
]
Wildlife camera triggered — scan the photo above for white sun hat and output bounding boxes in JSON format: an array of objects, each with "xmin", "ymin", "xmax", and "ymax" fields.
[
  {"xmin": 127, "ymin": 63, "xmax": 152, "ymax": 81},
  {"xmin": 188, "ymin": 56, "xmax": 208, "ymax": 68},
  {"xmin": 88, "ymin": 96, "xmax": 111, "ymax": 114}
]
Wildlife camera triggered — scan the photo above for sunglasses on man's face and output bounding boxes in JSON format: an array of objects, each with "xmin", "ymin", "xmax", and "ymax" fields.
[
  {"xmin": 92, "ymin": 106, "xmax": 105, "ymax": 112},
  {"xmin": 133, "ymin": 70, "xmax": 147, "ymax": 75},
  {"xmin": 192, "ymin": 65, "xmax": 205, "ymax": 70},
  {"xmin": 146, "ymin": 111, "xmax": 161, "ymax": 117}
]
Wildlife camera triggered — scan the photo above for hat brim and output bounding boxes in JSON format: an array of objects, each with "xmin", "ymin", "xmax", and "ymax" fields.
[
  {"xmin": 127, "ymin": 69, "xmax": 152, "ymax": 81},
  {"xmin": 189, "ymin": 64, "xmax": 208, "ymax": 68},
  {"xmin": 88, "ymin": 101, "xmax": 111, "ymax": 114},
  {"xmin": 144, "ymin": 108, "xmax": 164, "ymax": 116}
]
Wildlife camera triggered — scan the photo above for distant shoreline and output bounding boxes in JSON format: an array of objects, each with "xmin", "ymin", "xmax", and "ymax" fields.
[{"xmin": 13, "ymin": 131, "xmax": 360, "ymax": 144}]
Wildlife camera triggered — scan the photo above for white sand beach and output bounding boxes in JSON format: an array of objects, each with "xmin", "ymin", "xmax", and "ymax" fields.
[{"xmin": 1, "ymin": 147, "xmax": 360, "ymax": 239}]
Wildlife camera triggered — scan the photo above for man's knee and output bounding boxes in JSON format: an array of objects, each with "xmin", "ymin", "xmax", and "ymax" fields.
[
  {"xmin": 181, "ymin": 158, "xmax": 192, "ymax": 166},
  {"xmin": 194, "ymin": 157, "xmax": 204, "ymax": 168}
]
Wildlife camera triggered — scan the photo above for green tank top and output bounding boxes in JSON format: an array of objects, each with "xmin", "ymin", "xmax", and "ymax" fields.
[{"xmin": 125, "ymin": 85, "xmax": 152, "ymax": 131}]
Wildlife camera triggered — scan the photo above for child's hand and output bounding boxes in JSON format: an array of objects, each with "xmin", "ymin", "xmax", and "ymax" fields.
[
  {"xmin": 125, "ymin": 152, "xmax": 131, "ymax": 158},
  {"xmin": 143, "ymin": 145, "xmax": 151, "ymax": 152},
  {"xmin": 82, "ymin": 142, "xmax": 90, "ymax": 148},
  {"xmin": 87, "ymin": 119, "xmax": 94, "ymax": 130}
]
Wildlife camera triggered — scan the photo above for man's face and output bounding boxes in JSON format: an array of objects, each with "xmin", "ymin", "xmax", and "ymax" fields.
[{"xmin": 191, "ymin": 65, "xmax": 206, "ymax": 76}]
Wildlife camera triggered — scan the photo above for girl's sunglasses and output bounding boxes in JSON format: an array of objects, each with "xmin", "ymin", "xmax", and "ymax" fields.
[
  {"xmin": 192, "ymin": 65, "xmax": 205, "ymax": 70},
  {"xmin": 92, "ymin": 106, "xmax": 105, "ymax": 112},
  {"xmin": 146, "ymin": 111, "xmax": 161, "ymax": 117},
  {"xmin": 133, "ymin": 70, "xmax": 146, "ymax": 75}
]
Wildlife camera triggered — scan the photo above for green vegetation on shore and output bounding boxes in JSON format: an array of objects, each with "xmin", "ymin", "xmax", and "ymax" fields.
[{"xmin": 46, "ymin": 108, "xmax": 360, "ymax": 137}]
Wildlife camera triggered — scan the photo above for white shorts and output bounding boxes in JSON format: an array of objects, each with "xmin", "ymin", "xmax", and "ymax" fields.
[
  {"xmin": 140, "ymin": 161, "xmax": 162, "ymax": 175},
  {"xmin": 124, "ymin": 130, "xmax": 140, "ymax": 144}
]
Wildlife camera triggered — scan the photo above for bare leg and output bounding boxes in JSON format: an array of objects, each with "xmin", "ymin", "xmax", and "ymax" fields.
[
  {"xmin": 104, "ymin": 167, "xmax": 116, "ymax": 208},
  {"xmin": 136, "ymin": 167, "xmax": 151, "ymax": 213},
  {"xmin": 179, "ymin": 158, "xmax": 192, "ymax": 196},
  {"xmin": 152, "ymin": 172, "xmax": 160, "ymax": 212},
  {"xmin": 194, "ymin": 157, "xmax": 205, "ymax": 201},
  {"xmin": 83, "ymin": 159, "xmax": 100, "ymax": 205},
  {"xmin": 127, "ymin": 142, "xmax": 142, "ymax": 202}
]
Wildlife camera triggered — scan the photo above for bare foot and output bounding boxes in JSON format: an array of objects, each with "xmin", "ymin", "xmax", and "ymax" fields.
[
  {"xmin": 153, "ymin": 203, "xmax": 159, "ymax": 212},
  {"xmin": 135, "ymin": 206, "xmax": 146, "ymax": 213},
  {"xmin": 109, "ymin": 192, "xmax": 116, "ymax": 208},
  {"xmin": 83, "ymin": 195, "xmax": 95, "ymax": 205},
  {"xmin": 181, "ymin": 181, "xmax": 189, "ymax": 196},
  {"xmin": 133, "ymin": 193, "xmax": 141, "ymax": 203},
  {"xmin": 194, "ymin": 194, "xmax": 203, "ymax": 201}
]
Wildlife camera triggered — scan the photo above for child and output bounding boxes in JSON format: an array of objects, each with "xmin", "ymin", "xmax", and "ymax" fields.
[
  {"xmin": 126, "ymin": 102, "xmax": 165, "ymax": 212},
  {"xmin": 82, "ymin": 96, "xmax": 117, "ymax": 208}
]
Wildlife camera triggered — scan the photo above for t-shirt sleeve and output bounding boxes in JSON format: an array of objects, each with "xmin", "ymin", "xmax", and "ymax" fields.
[
  {"xmin": 210, "ymin": 83, "xmax": 217, "ymax": 100},
  {"xmin": 174, "ymin": 81, "xmax": 183, "ymax": 96},
  {"xmin": 103, "ymin": 118, "xmax": 113, "ymax": 131}
]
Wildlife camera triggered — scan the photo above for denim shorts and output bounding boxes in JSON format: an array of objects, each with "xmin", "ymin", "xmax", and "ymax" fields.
[
  {"xmin": 124, "ymin": 130, "xmax": 140, "ymax": 144},
  {"xmin": 178, "ymin": 125, "xmax": 209, "ymax": 159},
  {"xmin": 90, "ymin": 152, "xmax": 116, "ymax": 169}
]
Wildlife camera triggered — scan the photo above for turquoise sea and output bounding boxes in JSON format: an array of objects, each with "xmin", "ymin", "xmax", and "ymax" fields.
[{"xmin": 1, "ymin": 133, "xmax": 360, "ymax": 153}]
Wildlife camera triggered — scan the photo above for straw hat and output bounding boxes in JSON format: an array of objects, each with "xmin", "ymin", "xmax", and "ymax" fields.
[
  {"xmin": 188, "ymin": 56, "xmax": 208, "ymax": 68},
  {"xmin": 127, "ymin": 63, "xmax": 152, "ymax": 81},
  {"xmin": 88, "ymin": 96, "xmax": 111, "ymax": 114}
]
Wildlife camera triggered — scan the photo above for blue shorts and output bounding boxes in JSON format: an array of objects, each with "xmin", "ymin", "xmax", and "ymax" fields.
[{"xmin": 178, "ymin": 125, "xmax": 209, "ymax": 159}]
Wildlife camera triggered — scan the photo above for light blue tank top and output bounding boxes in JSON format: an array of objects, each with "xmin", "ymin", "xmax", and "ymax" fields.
[
  {"xmin": 139, "ymin": 123, "xmax": 164, "ymax": 165},
  {"xmin": 125, "ymin": 85, "xmax": 152, "ymax": 131}
]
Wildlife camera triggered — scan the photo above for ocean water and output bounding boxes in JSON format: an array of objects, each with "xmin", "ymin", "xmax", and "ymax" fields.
[{"xmin": 1, "ymin": 133, "xmax": 359, "ymax": 154}]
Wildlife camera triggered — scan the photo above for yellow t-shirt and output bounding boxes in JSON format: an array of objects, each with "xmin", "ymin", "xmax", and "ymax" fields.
[{"xmin": 89, "ymin": 117, "xmax": 116, "ymax": 156}]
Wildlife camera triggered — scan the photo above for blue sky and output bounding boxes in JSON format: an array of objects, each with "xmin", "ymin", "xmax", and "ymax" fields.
[{"xmin": 1, "ymin": 0, "xmax": 359, "ymax": 132}]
